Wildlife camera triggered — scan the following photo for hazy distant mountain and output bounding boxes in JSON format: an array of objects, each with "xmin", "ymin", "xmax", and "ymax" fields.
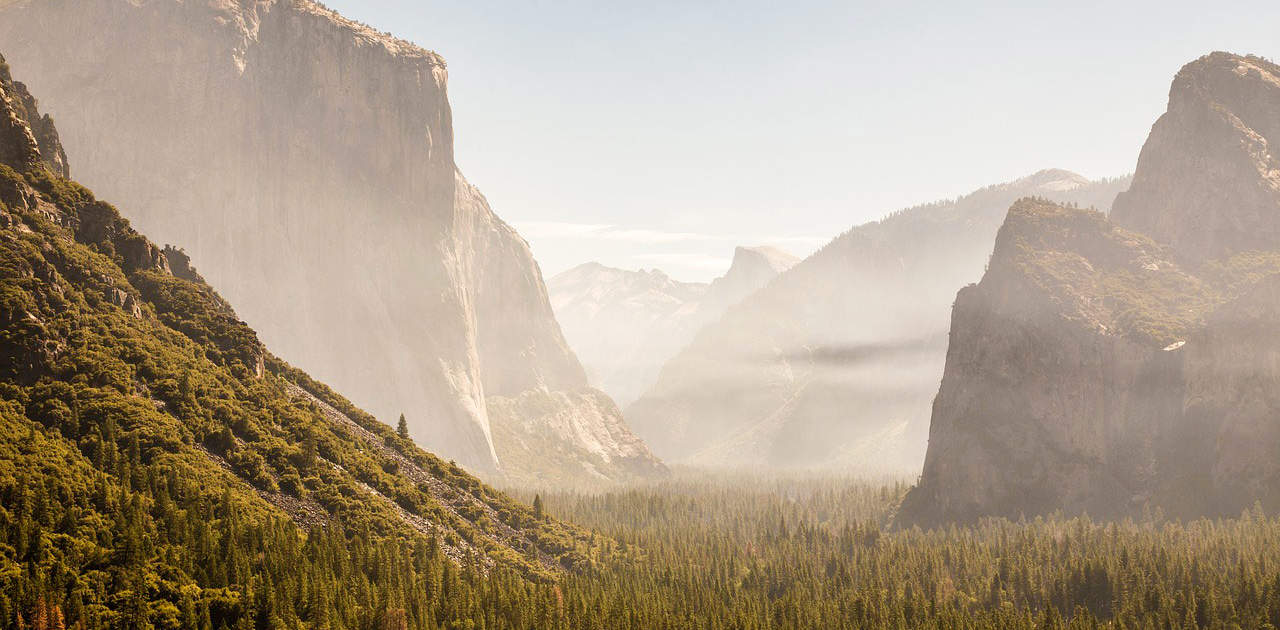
[
  {"xmin": 627, "ymin": 169, "xmax": 1131, "ymax": 474},
  {"xmin": 549, "ymin": 246, "xmax": 798, "ymax": 405},
  {"xmin": 899, "ymin": 52, "xmax": 1280, "ymax": 527},
  {"xmin": 0, "ymin": 0, "xmax": 663, "ymax": 484}
]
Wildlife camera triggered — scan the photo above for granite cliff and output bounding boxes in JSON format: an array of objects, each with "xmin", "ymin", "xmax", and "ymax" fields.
[
  {"xmin": 549, "ymin": 245, "xmax": 798, "ymax": 406},
  {"xmin": 0, "ymin": 0, "xmax": 662, "ymax": 482},
  {"xmin": 1111, "ymin": 52, "xmax": 1280, "ymax": 260},
  {"xmin": 900, "ymin": 53, "xmax": 1280, "ymax": 526},
  {"xmin": 488, "ymin": 388, "xmax": 668, "ymax": 488},
  {"xmin": 627, "ymin": 171, "xmax": 1129, "ymax": 473}
]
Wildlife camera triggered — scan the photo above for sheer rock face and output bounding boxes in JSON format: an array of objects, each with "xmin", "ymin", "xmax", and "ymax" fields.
[
  {"xmin": 1186, "ymin": 275, "xmax": 1280, "ymax": 510},
  {"xmin": 898, "ymin": 202, "xmax": 1204, "ymax": 526},
  {"xmin": 626, "ymin": 171, "xmax": 1129, "ymax": 473},
  {"xmin": 700, "ymin": 246, "xmax": 800, "ymax": 315},
  {"xmin": 548, "ymin": 246, "xmax": 797, "ymax": 406},
  {"xmin": 1112, "ymin": 53, "xmax": 1280, "ymax": 260},
  {"xmin": 453, "ymin": 173, "xmax": 587, "ymax": 397},
  {"xmin": 900, "ymin": 53, "xmax": 1280, "ymax": 527},
  {"xmin": 0, "ymin": 0, "xmax": 649, "ymax": 479},
  {"xmin": 451, "ymin": 174, "xmax": 666, "ymax": 483}
]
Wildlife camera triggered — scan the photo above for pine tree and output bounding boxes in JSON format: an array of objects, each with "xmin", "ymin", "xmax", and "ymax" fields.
[
  {"xmin": 397, "ymin": 413, "xmax": 409, "ymax": 440},
  {"xmin": 533, "ymin": 494, "xmax": 545, "ymax": 521}
]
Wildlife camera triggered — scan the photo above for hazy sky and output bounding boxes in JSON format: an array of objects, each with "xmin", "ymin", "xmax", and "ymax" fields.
[{"xmin": 324, "ymin": 0, "xmax": 1280, "ymax": 282}]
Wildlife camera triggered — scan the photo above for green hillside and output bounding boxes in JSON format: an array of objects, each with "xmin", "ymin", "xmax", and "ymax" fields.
[
  {"xmin": 0, "ymin": 55, "xmax": 603, "ymax": 629},
  {"xmin": 989, "ymin": 198, "xmax": 1280, "ymax": 347}
]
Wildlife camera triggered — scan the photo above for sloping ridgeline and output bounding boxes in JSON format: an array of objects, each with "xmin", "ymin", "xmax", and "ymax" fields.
[
  {"xmin": 0, "ymin": 55, "xmax": 606, "ymax": 628},
  {"xmin": 0, "ymin": 0, "xmax": 666, "ymax": 487}
]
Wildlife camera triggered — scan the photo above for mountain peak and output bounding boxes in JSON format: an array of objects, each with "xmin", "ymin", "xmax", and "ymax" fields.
[
  {"xmin": 692, "ymin": 244, "xmax": 800, "ymax": 318},
  {"xmin": 730, "ymin": 245, "xmax": 801, "ymax": 274},
  {"xmin": 1022, "ymin": 168, "xmax": 1090, "ymax": 192},
  {"xmin": 1171, "ymin": 52, "xmax": 1280, "ymax": 104},
  {"xmin": 706, "ymin": 245, "xmax": 799, "ymax": 302},
  {"xmin": 202, "ymin": 0, "xmax": 446, "ymax": 66},
  {"xmin": 1111, "ymin": 51, "xmax": 1280, "ymax": 260},
  {"xmin": 546, "ymin": 245, "xmax": 799, "ymax": 408}
]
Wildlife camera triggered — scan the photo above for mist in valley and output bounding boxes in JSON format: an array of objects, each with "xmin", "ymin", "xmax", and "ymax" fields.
[{"xmin": 2, "ymin": 1, "xmax": 1280, "ymax": 628}]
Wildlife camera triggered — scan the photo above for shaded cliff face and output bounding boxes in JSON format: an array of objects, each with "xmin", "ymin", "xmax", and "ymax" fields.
[
  {"xmin": 901, "ymin": 53, "xmax": 1280, "ymax": 527},
  {"xmin": 897, "ymin": 201, "xmax": 1226, "ymax": 526},
  {"xmin": 1181, "ymin": 273, "xmax": 1280, "ymax": 511},
  {"xmin": 0, "ymin": 0, "xmax": 654, "ymax": 480},
  {"xmin": 548, "ymin": 245, "xmax": 797, "ymax": 406},
  {"xmin": 1112, "ymin": 53, "xmax": 1280, "ymax": 260},
  {"xmin": 626, "ymin": 171, "xmax": 1129, "ymax": 473}
]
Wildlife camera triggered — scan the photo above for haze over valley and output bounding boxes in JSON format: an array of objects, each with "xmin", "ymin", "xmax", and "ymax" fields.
[{"xmin": 1, "ymin": 1, "xmax": 1280, "ymax": 628}]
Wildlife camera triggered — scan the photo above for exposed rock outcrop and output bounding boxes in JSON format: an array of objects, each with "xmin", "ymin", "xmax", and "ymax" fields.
[
  {"xmin": 627, "ymin": 171, "xmax": 1129, "ymax": 473},
  {"xmin": 0, "ymin": 53, "xmax": 52, "ymax": 176},
  {"xmin": 9, "ymin": 82, "xmax": 68, "ymax": 178},
  {"xmin": 488, "ymin": 388, "xmax": 669, "ymax": 489},
  {"xmin": 0, "ymin": 0, "xmax": 661, "ymax": 482},
  {"xmin": 701, "ymin": 246, "xmax": 800, "ymax": 315},
  {"xmin": 1112, "ymin": 53, "xmax": 1280, "ymax": 260},
  {"xmin": 548, "ymin": 245, "xmax": 797, "ymax": 406},
  {"xmin": 900, "ymin": 52, "xmax": 1280, "ymax": 527},
  {"xmin": 454, "ymin": 171, "xmax": 587, "ymax": 397}
]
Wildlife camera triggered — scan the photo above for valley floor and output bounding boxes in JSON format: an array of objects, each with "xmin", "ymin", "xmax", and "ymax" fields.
[{"xmin": 507, "ymin": 471, "xmax": 1280, "ymax": 629}]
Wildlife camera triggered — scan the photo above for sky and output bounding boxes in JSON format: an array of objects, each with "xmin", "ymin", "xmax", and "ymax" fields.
[{"xmin": 324, "ymin": 0, "xmax": 1280, "ymax": 282}]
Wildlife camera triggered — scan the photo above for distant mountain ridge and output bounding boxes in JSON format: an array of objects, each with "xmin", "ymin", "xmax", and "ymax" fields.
[
  {"xmin": 549, "ymin": 245, "xmax": 798, "ymax": 405},
  {"xmin": 627, "ymin": 169, "xmax": 1131, "ymax": 473},
  {"xmin": 899, "ymin": 52, "xmax": 1280, "ymax": 527},
  {"xmin": 0, "ymin": 0, "xmax": 664, "ymax": 485}
]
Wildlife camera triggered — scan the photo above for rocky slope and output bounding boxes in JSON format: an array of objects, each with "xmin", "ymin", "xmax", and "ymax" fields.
[
  {"xmin": 0, "ymin": 53, "xmax": 596, "ymax": 596},
  {"xmin": 899, "ymin": 52, "xmax": 1280, "ymax": 527},
  {"xmin": 0, "ymin": 57, "xmax": 66, "ymax": 180},
  {"xmin": 488, "ymin": 388, "xmax": 668, "ymax": 488},
  {"xmin": 627, "ymin": 171, "xmax": 1129, "ymax": 473},
  {"xmin": 549, "ymin": 245, "xmax": 798, "ymax": 405},
  {"xmin": 0, "ymin": 0, "xmax": 662, "ymax": 483}
]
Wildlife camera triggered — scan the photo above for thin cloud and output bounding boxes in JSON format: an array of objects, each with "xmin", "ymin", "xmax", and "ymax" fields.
[
  {"xmin": 512, "ymin": 220, "xmax": 828, "ymax": 248},
  {"xmin": 631, "ymin": 252, "xmax": 733, "ymax": 271}
]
